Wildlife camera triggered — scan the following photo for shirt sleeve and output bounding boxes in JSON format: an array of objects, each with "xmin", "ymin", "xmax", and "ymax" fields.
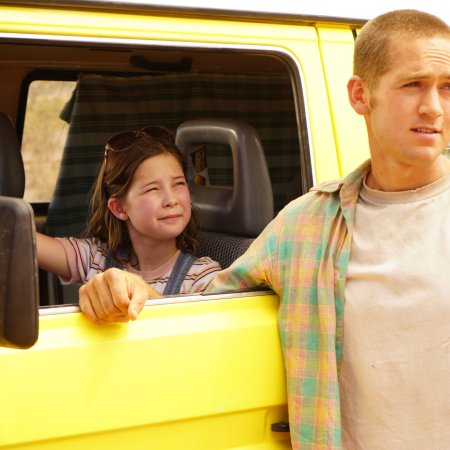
[
  {"xmin": 54, "ymin": 237, "xmax": 108, "ymax": 284},
  {"xmin": 204, "ymin": 217, "xmax": 280, "ymax": 295},
  {"xmin": 180, "ymin": 256, "xmax": 222, "ymax": 294}
]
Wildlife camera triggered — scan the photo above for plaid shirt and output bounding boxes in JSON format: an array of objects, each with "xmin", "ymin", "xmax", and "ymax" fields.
[{"xmin": 207, "ymin": 159, "xmax": 372, "ymax": 449}]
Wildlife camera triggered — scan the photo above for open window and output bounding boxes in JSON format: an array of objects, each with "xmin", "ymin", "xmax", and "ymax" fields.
[{"xmin": 7, "ymin": 38, "xmax": 310, "ymax": 305}]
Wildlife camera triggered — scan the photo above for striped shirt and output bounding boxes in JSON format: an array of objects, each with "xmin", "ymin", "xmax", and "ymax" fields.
[
  {"xmin": 207, "ymin": 159, "xmax": 371, "ymax": 449},
  {"xmin": 56, "ymin": 237, "xmax": 221, "ymax": 295}
]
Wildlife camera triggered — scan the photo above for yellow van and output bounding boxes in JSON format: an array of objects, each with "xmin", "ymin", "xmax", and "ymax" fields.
[{"xmin": 0, "ymin": 1, "xmax": 369, "ymax": 449}]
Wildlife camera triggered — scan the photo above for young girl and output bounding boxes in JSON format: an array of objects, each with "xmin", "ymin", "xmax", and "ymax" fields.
[{"xmin": 37, "ymin": 126, "xmax": 221, "ymax": 300}]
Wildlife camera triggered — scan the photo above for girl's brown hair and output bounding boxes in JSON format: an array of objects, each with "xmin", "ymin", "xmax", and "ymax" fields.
[{"xmin": 86, "ymin": 127, "xmax": 200, "ymax": 263}]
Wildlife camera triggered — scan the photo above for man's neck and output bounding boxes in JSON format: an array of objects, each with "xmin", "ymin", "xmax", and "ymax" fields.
[{"xmin": 367, "ymin": 157, "xmax": 450, "ymax": 192}]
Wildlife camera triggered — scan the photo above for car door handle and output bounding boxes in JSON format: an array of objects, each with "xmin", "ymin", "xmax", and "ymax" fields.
[{"xmin": 271, "ymin": 421, "xmax": 290, "ymax": 432}]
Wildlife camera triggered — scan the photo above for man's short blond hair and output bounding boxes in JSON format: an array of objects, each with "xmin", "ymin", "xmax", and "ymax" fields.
[{"xmin": 354, "ymin": 9, "xmax": 450, "ymax": 89}]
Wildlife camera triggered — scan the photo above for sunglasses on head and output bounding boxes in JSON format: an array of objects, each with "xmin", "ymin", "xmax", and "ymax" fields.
[{"xmin": 104, "ymin": 126, "xmax": 174, "ymax": 159}]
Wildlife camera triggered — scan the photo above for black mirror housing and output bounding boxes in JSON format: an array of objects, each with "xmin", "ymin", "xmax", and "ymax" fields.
[{"xmin": 0, "ymin": 196, "xmax": 39, "ymax": 348}]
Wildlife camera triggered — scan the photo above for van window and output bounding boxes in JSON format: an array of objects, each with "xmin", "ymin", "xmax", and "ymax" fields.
[
  {"xmin": 10, "ymin": 39, "xmax": 309, "ymax": 305},
  {"xmin": 22, "ymin": 80, "xmax": 76, "ymax": 202}
]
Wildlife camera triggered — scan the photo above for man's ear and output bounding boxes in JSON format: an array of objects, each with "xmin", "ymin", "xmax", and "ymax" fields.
[
  {"xmin": 347, "ymin": 75, "xmax": 370, "ymax": 115},
  {"xmin": 107, "ymin": 197, "xmax": 128, "ymax": 221}
]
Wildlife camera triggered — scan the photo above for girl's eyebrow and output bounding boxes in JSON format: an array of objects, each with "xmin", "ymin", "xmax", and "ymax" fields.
[
  {"xmin": 139, "ymin": 174, "xmax": 186, "ymax": 187},
  {"xmin": 138, "ymin": 181, "xmax": 158, "ymax": 191}
]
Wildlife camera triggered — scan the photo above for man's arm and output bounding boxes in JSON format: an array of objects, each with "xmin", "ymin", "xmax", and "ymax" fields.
[{"xmin": 206, "ymin": 218, "xmax": 280, "ymax": 295}]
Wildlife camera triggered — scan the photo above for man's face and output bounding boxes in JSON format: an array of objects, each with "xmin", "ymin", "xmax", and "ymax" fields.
[{"xmin": 364, "ymin": 36, "xmax": 450, "ymax": 187}]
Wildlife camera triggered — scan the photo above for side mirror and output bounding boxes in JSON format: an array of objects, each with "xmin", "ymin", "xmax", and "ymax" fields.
[{"xmin": 0, "ymin": 196, "xmax": 39, "ymax": 348}]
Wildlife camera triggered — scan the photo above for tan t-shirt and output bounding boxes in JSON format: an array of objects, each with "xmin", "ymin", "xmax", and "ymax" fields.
[{"xmin": 340, "ymin": 173, "xmax": 450, "ymax": 450}]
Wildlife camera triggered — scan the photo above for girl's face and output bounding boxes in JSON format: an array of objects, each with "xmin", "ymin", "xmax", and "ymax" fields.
[{"xmin": 113, "ymin": 152, "xmax": 191, "ymax": 247}]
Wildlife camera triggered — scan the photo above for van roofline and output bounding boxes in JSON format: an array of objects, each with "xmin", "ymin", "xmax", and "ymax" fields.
[{"xmin": 0, "ymin": 0, "xmax": 368, "ymax": 26}]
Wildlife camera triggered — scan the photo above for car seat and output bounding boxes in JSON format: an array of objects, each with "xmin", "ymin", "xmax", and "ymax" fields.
[
  {"xmin": 175, "ymin": 118, "xmax": 274, "ymax": 268},
  {"xmin": 0, "ymin": 112, "xmax": 25, "ymax": 197}
]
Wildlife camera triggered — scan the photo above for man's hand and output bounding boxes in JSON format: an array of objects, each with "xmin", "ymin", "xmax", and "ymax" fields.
[{"xmin": 79, "ymin": 268, "xmax": 161, "ymax": 324}]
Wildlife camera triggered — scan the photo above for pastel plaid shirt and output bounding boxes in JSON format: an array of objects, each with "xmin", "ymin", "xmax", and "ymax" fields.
[{"xmin": 207, "ymin": 159, "xmax": 372, "ymax": 449}]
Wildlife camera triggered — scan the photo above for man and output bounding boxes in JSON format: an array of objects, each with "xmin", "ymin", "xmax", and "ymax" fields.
[{"xmin": 79, "ymin": 10, "xmax": 450, "ymax": 449}]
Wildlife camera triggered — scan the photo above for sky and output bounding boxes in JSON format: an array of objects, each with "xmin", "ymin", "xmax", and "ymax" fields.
[{"xmin": 124, "ymin": 0, "xmax": 450, "ymax": 24}]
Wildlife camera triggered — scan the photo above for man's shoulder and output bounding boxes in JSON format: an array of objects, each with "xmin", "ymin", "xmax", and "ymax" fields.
[
  {"xmin": 310, "ymin": 179, "xmax": 343, "ymax": 193},
  {"xmin": 277, "ymin": 159, "xmax": 371, "ymax": 222},
  {"xmin": 284, "ymin": 179, "xmax": 343, "ymax": 211}
]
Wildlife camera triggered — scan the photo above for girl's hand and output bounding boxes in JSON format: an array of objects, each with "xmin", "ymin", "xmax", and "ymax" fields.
[{"xmin": 79, "ymin": 268, "xmax": 160, "ymax": 324}]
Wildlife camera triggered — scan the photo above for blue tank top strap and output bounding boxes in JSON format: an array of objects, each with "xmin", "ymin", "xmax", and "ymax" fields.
[
  {"xmin": 163, "ymin": 252, "xmax": 197, "ymax": 295},
  {"xmin": 104, "ymin": 247, "xmax": 127, "ymax": 270},
  {"xmin": 104, "ymin": 248, "xmax": 196, "ymax": 296}
]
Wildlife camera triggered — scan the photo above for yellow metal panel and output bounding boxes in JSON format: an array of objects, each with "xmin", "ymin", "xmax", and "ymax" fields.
[
  {"xmin": 291, "ymin": 38, "xmax": 341, "ymax": 185},
  {"xmin": 0, "ymin": 294, "xmax": 290, "ymax": 449},
  {"xmin": 316, "ymin": 26, "xmax": 370, "ymax": 177},
  {"xmin": 0, "ymin": 6, "xmax": 310, "ymax": 42}
]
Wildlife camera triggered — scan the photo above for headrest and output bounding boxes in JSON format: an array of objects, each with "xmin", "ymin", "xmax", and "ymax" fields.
[
  {"xmin": 0, "ymin": 112, "xmax": 25, "ymax": 197},
  {"xmin": 176, "ymin": 118, "xmax": 274, "ymax": 237}
]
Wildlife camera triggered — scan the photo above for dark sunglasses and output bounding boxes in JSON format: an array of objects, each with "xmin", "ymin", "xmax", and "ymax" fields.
[{"xmin": 104, "ymin": 126, "xmax": 174, "ymax": 159}]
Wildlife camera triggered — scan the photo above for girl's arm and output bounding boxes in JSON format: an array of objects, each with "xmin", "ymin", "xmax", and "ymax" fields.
[{"xmin": 36, "ymin": 232, "xmax": 71, "ymax": 280}]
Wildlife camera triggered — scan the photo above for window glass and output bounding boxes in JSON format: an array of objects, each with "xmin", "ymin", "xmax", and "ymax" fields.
[{"xmin": 22, "ymin": 80, "xmax": 76, "ymax": 202}]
